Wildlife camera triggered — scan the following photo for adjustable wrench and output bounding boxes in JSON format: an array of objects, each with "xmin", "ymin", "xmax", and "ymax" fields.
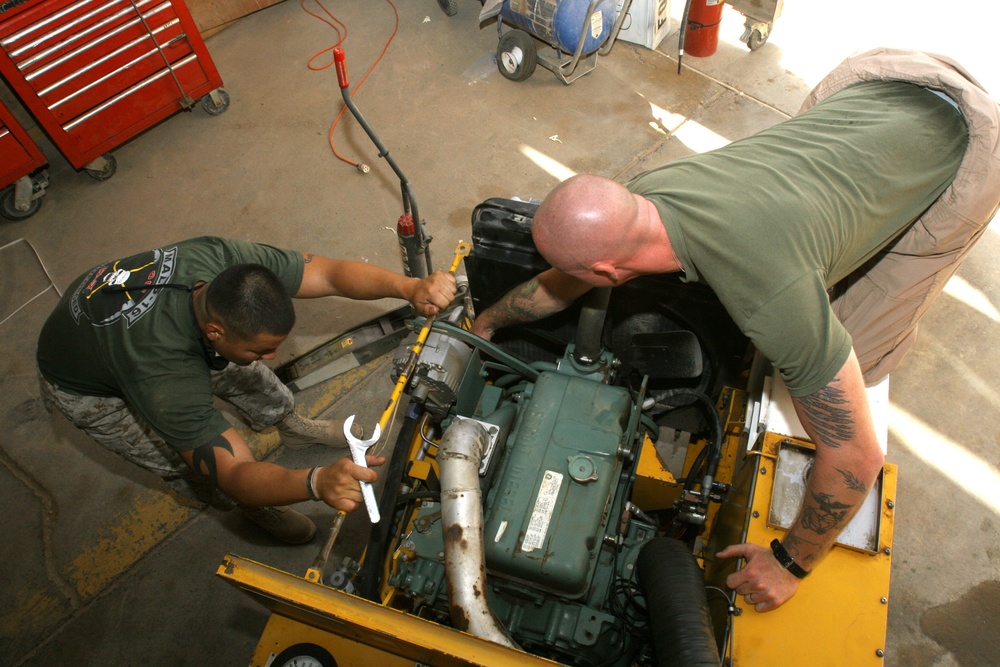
[{"xmin": 343, "ymin": 415, "xmax": 382, "ymax": 523}]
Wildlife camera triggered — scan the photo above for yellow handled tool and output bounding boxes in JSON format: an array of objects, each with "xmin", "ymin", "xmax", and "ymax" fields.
[
  {"xmin": 306, "ymin": 240, "xmax": 472, "ymax": 582},
  {"xmin": 373, "ymin": 240, "xmax": 472, "ymax": 444}
]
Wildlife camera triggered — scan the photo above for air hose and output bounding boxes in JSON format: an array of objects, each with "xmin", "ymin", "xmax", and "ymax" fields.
[{"xmin": 636, "ymin": 537, "xmax": 720, "ymax": 667}]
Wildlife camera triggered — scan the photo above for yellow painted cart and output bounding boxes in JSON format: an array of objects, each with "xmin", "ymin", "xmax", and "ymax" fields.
[{"xmin": 217, "ymin": 228, "xmax": 898, "ymax": 667}]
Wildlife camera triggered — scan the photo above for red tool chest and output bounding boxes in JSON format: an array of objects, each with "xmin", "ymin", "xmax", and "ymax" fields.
[
  {"xmin": 0, "ymin": 96, "xmax": 48, "ymax": 219},
  {"xmin": 0, "ymin": 0, "xmax": 227, "ymax": 178}
]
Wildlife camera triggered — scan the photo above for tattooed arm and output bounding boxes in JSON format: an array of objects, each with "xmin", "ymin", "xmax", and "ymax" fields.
[
  {"xmin": 470, "ymin": 268, "xmax": 593, "ymax": 340},
  {"xmin": 179, "ymin": 427, "xmax": 384, "ymax": 511},
  {"xmin": 785, "ymin": 349, "xmax": 885, "ymax": 568},
  {"xmin": 717, "ymin": 348, "xmax": 885, "ymax": 611}
]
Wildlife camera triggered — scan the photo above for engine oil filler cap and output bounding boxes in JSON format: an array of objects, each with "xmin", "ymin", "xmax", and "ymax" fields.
[{"xmin": 567, "ymin": 455, "xmax": 598, "ymax": 483}]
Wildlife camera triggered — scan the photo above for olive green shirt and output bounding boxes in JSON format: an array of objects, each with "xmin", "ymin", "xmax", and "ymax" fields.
[
  {"xmin": 37, "ymin": 236, "xmax": 304, "ymax": 450},
  {"xmin": 628, "ymin": 81, "xmax": 967, "ymax": 396}
]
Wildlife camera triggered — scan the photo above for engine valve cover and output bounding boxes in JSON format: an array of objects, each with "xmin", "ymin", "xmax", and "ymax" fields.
[{"xmin": 483, "ymin": 371, "xmax": 631, "ymax": 598}]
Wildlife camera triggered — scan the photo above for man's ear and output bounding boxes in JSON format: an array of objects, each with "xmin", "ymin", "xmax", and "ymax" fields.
[
  {"xmin": 205, "ymin": 323, "xmax": 224, "ymax": 341},
  {"xmin": 591, "ymin": 261, "xmax": 621, "ymax": 286}
]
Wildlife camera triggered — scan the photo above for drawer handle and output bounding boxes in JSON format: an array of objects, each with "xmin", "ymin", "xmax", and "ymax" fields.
[{"xmin": 163, "ymin": 33, "xmax": 187, "ymax": 48}]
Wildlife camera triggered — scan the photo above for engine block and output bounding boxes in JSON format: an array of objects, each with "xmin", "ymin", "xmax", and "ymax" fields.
[
  {"xmin": 483, "ymin": 371, "xmax": 630, "ymax": 597},
  {"xmin": 389, "ymin": 363, "xmax": 655, "ymax": 665}
]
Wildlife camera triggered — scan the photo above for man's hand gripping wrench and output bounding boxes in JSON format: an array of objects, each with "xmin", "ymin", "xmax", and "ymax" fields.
[
  {"xmin": 343, "ymin": 415, "xmax": 382, "ymax": 523},
  {"xmin": 306, "ymin": 241, "xmax": 472, "ymax": 582}
]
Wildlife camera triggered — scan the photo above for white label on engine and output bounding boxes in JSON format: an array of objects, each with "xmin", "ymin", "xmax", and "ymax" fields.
[{"xmin": 521, "ymin": 470, "xmax": 563, "ymax": 553}]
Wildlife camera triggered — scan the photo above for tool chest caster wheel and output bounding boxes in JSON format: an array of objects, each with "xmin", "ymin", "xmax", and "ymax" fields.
[
  {"xmin": 497, "ymin": 29, "xmax": 537, "ymax": 82},
  {"xmin": 1, "ymin": 171, "xmax": 49, "ymax": 221},
  {"xmin": 202, "ymin": 88, "xmax": 231, "ymax": 116},
  {"xmin": 84, "ymin": 154, "xmax": 117, "ymax": 181},
  {"xmin": 0, "ymin": 185, "xmax": 42, "ymax": 221}
]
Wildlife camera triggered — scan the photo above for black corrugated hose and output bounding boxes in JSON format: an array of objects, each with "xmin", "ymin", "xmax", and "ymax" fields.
[
  {"xmin": 356, "ymin": 405, "xmax": 422, "ymax": 601},
  {"xmin": 636, "ymin": 537, "xmax": 720, "ymax": 667}
]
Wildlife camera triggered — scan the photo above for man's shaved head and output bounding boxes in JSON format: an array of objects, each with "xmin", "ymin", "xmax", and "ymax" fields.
[{"xmin": 532, "ymin": 174, "xmax": 639, "ymax": 274}]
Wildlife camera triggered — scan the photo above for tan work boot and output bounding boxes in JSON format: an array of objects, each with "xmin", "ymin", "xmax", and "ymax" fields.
[
  {"xmin": 242, "ymin": 506, "xmax": 316, "ymax": 544},
  {"xmin": 277, "ymin": 412, "xmax": 362, "ymax": 450}
]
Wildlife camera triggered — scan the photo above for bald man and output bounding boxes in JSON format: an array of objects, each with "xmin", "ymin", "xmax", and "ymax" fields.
[{"xmin": 471, "ymin": 49, "xmax": 1000, "ymax": 611}]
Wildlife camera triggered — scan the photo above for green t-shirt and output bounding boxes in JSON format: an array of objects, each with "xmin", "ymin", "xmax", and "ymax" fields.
[
  {"xmin": 628, "ymin": 81, "xmax": 968, "ymax": 396},
  {"xmin": 37, "ymin": 236, "xmax": 305, "ymax": 451}
]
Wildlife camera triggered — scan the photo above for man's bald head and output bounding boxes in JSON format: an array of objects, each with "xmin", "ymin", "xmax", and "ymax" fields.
[{"xmin": 532, "ymin": 174, "xmax": 639, "ymax": 276}]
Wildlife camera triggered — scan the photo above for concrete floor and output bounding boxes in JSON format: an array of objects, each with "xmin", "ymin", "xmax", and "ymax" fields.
[{"xmin": 2, "ymin": 0, "xmax": 999, "ymax": 665}]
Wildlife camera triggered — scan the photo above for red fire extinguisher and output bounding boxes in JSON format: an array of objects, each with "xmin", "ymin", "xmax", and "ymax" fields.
[{"xmin": 683, "ymin": 0, "xmax": 724, "ymax": 58}]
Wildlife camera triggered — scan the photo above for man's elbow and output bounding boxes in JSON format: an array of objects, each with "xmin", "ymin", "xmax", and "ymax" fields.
[
  {"xmin": 211, "ymin": 460, "xmax": 258, "ymax": 505},
  {"xmin": 860, "ymin": 441, "xmax": 886, "ymax": 486}
]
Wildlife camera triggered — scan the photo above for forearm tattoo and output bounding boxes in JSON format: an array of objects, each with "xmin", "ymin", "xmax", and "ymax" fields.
[
  {"xmin": 801, "ymin": 490, "xmax": 852, "ymax": 536},
  {"xmin": 190, "ymin": 434, "xmax": 235, "ymax": 488},
  {"xmin": 836, "ymin": 467, "xmax": 869, "ymax": 493},
  {"xmin": 784, "ymin": 533, "xmax": 821, "ymax": 564},
  {"xmin": 492, "ymin": 279, "xmax": 545, "ymax": 325},
  {"xmin": 797, "ymin": 382, "xmax": 855, "ymax": 448},
  {"xmin": 303, "ymin": 253, "xmax": 314, "ymax": 263}
]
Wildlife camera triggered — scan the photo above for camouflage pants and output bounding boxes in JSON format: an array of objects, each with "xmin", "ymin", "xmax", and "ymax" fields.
[{"xmin": 38, "ymin": 361, "xmax": 294, "ymax": 509}]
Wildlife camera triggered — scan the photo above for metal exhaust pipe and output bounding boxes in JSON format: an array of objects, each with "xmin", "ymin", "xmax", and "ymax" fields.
[{"xmin": 439, "ymin": 418, "xmax": 519, "ymax": 649}]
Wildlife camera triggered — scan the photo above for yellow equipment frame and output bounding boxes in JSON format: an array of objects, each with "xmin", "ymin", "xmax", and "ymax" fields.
[
  {"xmin": 705, "ymin": 431, "xmax": 897, "ymax": 666},
  {"xmin": 217, "ymin": 555, "xmax": 561, "ymax": 667},
  {"xmin": 217, "ymin": 421, "xmax": 896, "ymax": 667}
]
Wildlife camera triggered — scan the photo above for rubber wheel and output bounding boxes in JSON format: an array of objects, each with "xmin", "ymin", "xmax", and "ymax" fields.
[
  {"xmin": 85, "ymin": 153, "xmax": 117, "ymax": 181},
  {"xmin": 497, "ymin": 29, "xmax": 537, "ymax": 82},
  {"xmin": 0, "ymin": 186, "xmax": 42, "ymax": 221},
  {"xmin": 747, "ymin": 27, "xmax": 767, "ymax": 50},
  {"xmin": 437, "ymin": 0, "xmax": 458, "ymax": 16},
  {"xmin": 201, "ymin": 88, "xmax": 231, "ymax": 116}
]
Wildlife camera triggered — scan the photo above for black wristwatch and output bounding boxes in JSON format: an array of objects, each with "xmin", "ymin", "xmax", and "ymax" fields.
[{"xmin": 770, "ymin": 539, "xmax": 810, "ymax": 579}]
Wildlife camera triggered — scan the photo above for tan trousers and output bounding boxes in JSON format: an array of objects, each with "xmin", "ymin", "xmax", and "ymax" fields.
[{"xmin": 801, "ymin": 48, "xmax": 1000, "ymax": 384}]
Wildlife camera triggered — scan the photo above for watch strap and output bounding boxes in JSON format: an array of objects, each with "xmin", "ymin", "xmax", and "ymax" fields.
[{"xmin": 770, "ymin": 539, "xmax": 810, "ymax": 579}]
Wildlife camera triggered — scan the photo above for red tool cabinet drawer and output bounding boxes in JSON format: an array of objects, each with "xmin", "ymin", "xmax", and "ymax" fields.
[
  {"xmin": 0, "ymin": 0, "xmax": 224, "ymax": 171},
  {"xmin": 1, "ymin": 115, "xmax": 35, "ymax": 186},
  {"xmin": 0, "ymin": 98, "xmax": 44, "ymax": 186}
]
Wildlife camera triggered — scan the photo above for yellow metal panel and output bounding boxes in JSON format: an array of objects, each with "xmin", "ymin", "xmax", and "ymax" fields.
[
  {"xmin": 632, "ymin": 434, "xmax": 680, "ymax": 511},
  {"xmin": 408, "ymin": 458, "xmax": 433, "ymax": 482},
  {"xmin": 727, "ymin": 433, "xmax": 897, "ymax": 666},
  {"xmin": 217, "ymin": 554, "xmax": 563, "ymax": 667},
  {"xmin": 714, "ymin": 387, "xmax": 747, "ymax": 495}
]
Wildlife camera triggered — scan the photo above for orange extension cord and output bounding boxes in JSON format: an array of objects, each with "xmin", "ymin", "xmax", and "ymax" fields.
[{"xmin": 300, "ymin": 0, "xmax": 399, "ymax": 169}]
